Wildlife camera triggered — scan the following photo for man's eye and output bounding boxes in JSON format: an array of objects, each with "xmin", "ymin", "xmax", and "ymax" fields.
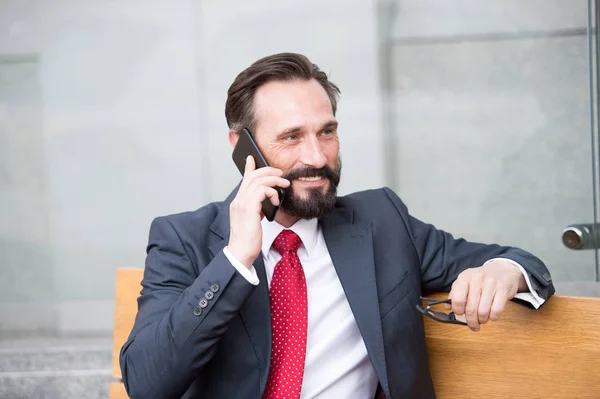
[
  {"xmin": 322, "ymin": 129, "xmax": 335, "ymax": 136},
  {"xmin": 285, "ymin": 135, "xmax": 298, "ymax": 141}
]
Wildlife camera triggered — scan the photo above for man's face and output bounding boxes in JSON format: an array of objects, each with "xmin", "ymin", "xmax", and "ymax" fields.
[{"xmin": 251, "ymin": 79, "xmax": 341, "ymax": 219}]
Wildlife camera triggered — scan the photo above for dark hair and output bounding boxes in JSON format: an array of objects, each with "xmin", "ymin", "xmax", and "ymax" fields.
[{"xmin": 225, "ymin": 52, "xmax": 341, "ymax": 133}]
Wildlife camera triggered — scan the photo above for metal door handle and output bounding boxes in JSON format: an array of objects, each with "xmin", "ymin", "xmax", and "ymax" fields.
[{"xmin": 562, "ymin": 224, "xmax": 600, "ymax": 250}]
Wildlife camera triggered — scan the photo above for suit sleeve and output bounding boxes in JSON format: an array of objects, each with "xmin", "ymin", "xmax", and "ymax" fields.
[
  {"xmin": 120, "ymin": 217, "xmax": 256, "ymax": 399},
  {"xmin": 382, "ymin": 187, "xmax": 555, "ymax": 302}
]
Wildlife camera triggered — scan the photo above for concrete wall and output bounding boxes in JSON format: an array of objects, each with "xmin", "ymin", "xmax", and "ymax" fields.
[
  {"xmin": 0, "ymin": 0, "xmax": 384, "ymax": 333},
  {"xmin": 389, "ymin": 0, "xmax": 598, "ymax": 283}
]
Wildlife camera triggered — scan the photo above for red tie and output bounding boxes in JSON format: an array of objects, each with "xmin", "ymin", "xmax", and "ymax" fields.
[{"xmin": 263, "ymin": 229, "xmax": 308, "ymax": 399}]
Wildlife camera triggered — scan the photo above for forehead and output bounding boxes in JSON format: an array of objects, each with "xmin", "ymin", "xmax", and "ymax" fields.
[{"xmin": 253, "ymin": 79, "xmax": 334, "ymax": 136}]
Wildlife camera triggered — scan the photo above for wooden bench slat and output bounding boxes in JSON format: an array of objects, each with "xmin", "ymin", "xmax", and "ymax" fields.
[
  {"xmin": 112, "ymin": 268, "xmax": 143, "ymax": 380},
  {"xmin": 109, "ymin": 382, "xmax": 129, "ymax": 399},
  {"xmin": 426, "ymin": 338, "xmax": 600, "ymax": 399},
  {"xmin": 423, "ymin": 294, "xmax": 600, "ymax": 347}
]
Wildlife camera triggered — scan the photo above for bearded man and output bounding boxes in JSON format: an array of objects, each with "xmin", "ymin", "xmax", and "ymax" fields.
[{"xmin": 120, "ymin": 52, "xmax": 554, "ymax": 399}]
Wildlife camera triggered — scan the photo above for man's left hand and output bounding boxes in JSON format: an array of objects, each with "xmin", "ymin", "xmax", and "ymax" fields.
[{"xmin": 445, "ymin": 259, "xmax": 528, "ymax": 332}]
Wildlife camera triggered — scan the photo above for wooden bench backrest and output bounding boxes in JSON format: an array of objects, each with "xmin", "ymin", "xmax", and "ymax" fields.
[
  {"xmin": 111, "ymin": 268, "xmax": 600, "ymax": 399},
  {"xmin": 110, "ymin": 268, "xmax": 144, "ymax": 399},
  {"xmin": 422, "ymin": 292, "xmax": 600, "ymax": 398}
]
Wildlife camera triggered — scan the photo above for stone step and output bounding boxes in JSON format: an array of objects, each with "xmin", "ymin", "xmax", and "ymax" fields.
[
  {"xmin": 0, "ymin": 346, "xmax": 112, "ymax": 373},
  {"xmin": 0, "ymin": 371, "xmax": 112, "ymax": 399},
  {"xmin": 0, "ymin": 335, "xmax": 115, "ymax": 399}
]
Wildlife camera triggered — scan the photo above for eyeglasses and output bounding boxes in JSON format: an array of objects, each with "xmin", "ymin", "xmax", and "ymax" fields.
[{"xmin": 416, "ymin": 297, "xmax": 468, "ymax": 326}]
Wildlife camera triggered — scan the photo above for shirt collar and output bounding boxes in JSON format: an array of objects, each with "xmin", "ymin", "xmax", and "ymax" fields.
[{"xmin": 261, "ymin": 217, "xmax": 319, "ymax": 259}]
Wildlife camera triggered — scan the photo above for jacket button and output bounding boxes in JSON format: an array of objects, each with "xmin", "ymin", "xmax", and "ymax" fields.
[
  {"xmin": 193, "ymin": 306, "xmax": 202, "ymax": 316},
  {"xmin": 210, "ymin": 283, "xmax": 220, "ymax": 293},
  {"xmin": 205, "ymin": 291, "xmax": 214, "ymax": 300},
  {"xmin": 199, "ymin": 298, "xmax": 208, "ymax": 308}
]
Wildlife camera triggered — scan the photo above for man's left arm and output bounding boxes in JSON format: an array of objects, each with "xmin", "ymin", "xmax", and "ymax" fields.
[{"xmin": 382, "ymin": 187, "xmax": 555, "ymax": 332}]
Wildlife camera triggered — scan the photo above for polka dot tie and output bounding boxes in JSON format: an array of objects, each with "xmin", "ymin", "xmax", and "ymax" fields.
[{"xmin": 263, "ymin": 229, "xmax": 307, "ymax": 399}]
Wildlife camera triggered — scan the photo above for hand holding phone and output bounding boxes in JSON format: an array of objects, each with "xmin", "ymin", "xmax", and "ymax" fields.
[
  {"xmin": 232, "ymin": 128, "xmax": 286, "ymax": 221},
  {"xmin": 227, "ymin": 129, "xmax": 290, "ymax": 268}
]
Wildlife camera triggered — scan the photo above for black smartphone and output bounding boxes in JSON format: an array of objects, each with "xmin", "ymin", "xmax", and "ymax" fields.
[{"xmin": 232, "ymin": 128, "xmax": 285, "ymax": 222}]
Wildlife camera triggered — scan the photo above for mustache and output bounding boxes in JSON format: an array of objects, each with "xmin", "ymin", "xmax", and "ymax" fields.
[{"xmin": 284, "ymin": 164, "xmax": 340, "ymax": 183}]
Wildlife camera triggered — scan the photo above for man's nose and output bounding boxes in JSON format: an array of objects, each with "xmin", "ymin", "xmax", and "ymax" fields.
[{"xmin": 299, "ymin": 137, "xmax": 327, "ymax": 169}]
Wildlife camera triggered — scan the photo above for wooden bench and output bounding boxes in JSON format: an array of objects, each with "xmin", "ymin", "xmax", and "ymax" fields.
[{"xmin": 110, "ymin": 268, "xmax": 600, "ymax": 398}]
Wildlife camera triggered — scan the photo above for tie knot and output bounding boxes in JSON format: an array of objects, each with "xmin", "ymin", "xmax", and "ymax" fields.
[{"xmin": 272, "ymin": 229, "xmax": 302, "ymax": 255}]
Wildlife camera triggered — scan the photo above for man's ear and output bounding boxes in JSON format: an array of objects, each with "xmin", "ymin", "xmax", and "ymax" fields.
[{"xmin": 228, "ymin": 130, "xmax": 239, "ymax": 148}]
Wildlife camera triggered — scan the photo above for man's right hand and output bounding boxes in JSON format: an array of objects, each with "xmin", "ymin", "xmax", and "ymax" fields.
[{"xmin": 227, "ymin": 155, "xmax": 290, "ymax": 268}]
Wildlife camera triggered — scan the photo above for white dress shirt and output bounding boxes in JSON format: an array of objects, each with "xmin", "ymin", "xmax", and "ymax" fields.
[
  {"xmin": 223, "ymin": 218, "xmax": 544, "ymax": 398},
  {"xmin": 225, "ymin": 218, "xmax": 378, "ymax": 398}
]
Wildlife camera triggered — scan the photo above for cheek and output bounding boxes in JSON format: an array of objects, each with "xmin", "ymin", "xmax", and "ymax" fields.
[
  {"xmin": 323, "ymin": 141, "xmax": 339, "ymax": 163},
  {"xmin": 269, "ymin": 148, "xmax": 297, "ymax": 172}
]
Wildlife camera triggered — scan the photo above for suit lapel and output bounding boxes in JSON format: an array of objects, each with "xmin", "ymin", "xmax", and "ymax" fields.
[
  {"xmin": 208, "ymin": 185, "xmax": 272, "ymax": 393},
  {"xmin": 320, "ymin": 203, "xmax": 389, "ymax": 398}
]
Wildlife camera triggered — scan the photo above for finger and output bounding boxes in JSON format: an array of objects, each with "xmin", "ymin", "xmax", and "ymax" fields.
[
  {"xmin": 489, "ymin": 285, "xmax": 510, "ymax": 321},
  {"xmin": 246, "ymin": 166, "xmax": 284, "ymax": 179},
  {"xmin": 244, "ymin": 155, "xmax": 256, "ymax": 176},
  {"xmin": 477, "ymin": 279, "xmax": 496, "ymax": 325},
  {"xmin": 247, "ymin": 177, "xmax": 286, "ymax": 200},
  {"xmin": 252, "ymin": 176, "xmax": 290, "ymax": 190},
  {"xmin": 449, "ymin": 279, "xmax": 469, "ymax": 315},
  {"xmin": 241, "ymin": 165, "xmax": 284, "ymax": 194},
  {"xmin": 244, "ymin": 181, "xmax": 278, "ymax": 207},
  {"xmin": 464, "ymin": 279, "xmax": 482, "ymax": 332},
  {"xmin": 239, "ymin": 156, "xmax": 256, "ymax": 191},
  {"xmin": 242, "ymin": 185, "xmax": 281, "ymax": 214},
  {"xmin": 263, "ymin": 186, "xmax": 281, "ymax": 206}
]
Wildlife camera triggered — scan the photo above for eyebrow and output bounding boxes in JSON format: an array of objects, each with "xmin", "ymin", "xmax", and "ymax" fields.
[{"xmin": 277, "ymin": 120, "xmax": 338, "ymax": 138}]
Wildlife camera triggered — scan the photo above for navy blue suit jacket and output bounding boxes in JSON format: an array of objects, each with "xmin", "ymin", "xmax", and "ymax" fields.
[{"xmin": 120, "ymin": 187, "xmax": 554, "ymax": 399}]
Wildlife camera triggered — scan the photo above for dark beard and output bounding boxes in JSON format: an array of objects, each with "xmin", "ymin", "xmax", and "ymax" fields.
[{"xmin": 280, "ymin": 158, "xmax": 342, "ymax": 219}]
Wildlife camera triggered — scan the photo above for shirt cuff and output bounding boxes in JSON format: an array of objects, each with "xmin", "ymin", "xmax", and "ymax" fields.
[
  {"xmin": 485, "ymin": 258, "xmax": 545, "ymax": 309},
  {"xmin": 223, "ymin": 246, "xmax": 259, "ymax": 286}
]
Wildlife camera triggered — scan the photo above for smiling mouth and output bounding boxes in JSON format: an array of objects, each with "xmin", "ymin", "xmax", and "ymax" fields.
[{"xmin": 297, "ymin": 176, "xmax": 324, "ymax": 182}]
